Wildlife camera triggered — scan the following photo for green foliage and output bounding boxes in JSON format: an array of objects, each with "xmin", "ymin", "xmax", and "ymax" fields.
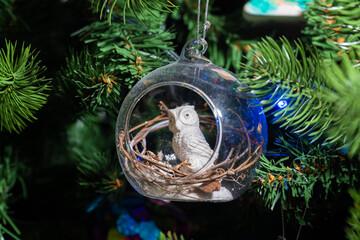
[
  {"xmin": 74, "ymin": 150, "xmax": 125, "ymax": 194},
  {"xmin": 240, "ymin": 37, "xmax": 328, "ymax": 142},
  {"xmin": 254, "ymin": 134, "xmax": 357, "ymax": 211},
  {"xmin": 59, "ymin": 20, "xmax": 175, "ymax": 114},
  {"xmin": 79, "ymin": 20, "xmax": 175, "ymax": 73},
  {"xmin": 64, "ymin": 112, "xmax": 124, "ymax": 193},
  {"xmin": 159, "ymin": 231, "xmax": 186, "ymax": 240},
  {"xmin": 345, "ymin": 188, "xmax": 360, "ymax": 240},
  {"xmin": 0, "ymin": 0, "xmax": 15, "ymax": 30},
  {"xmin": 0, "ymin": 40, "xmax": 50, "ymax": 133},
  {"xmin": 243, "ymin": 38, "xmax": 360, "ymax": 221},
  {"xmin": 58, "ymin": 49, "xmax": 122, "ymax": 113},
  {"xmin": 0, "ymin": 147, "xmax": 26, "ymax": 240},
  {"xmin": 240, "ymin": 37, "xmax": 360, "ymax": 156},
  {"xmin": 303, "ymin": 0, "xmax": 360, "ymax": 60},
  {"xmin": 322, "ymin": 56, "xmax": 360, "ymax": 156},
  {"xmin": 2, "ymin": 0, "xmax": 360, "ymax": 238},
  {"xmin": 91, "ymin": 0, "xmax": 177, "ymax": 24}
]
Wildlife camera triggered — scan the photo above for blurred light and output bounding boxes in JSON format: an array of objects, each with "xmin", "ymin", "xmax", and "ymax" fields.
[{"xmin": 277, "ymin": 100, "xmax": 288, "ymax": 109}]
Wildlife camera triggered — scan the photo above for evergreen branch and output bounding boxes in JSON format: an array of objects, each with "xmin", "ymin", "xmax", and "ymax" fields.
[
  {"xmin": 0, "ymin": 225, "xmax": 20, "ymax": 240},
  {"xmin": 79, "ymin": 21, "xmax": 175, "ymax": 60},
  {"xmin": 322, "ymin": 55, "xmax": 360, "ymax": 156},
  {"xmin": 58, "ymin": 49, "xmax": 122, "ymax": 113},
  {"xmin": 66, "ymin": 113, "xmax": 125, "ymax": 194},
  {"xmin": 239, "ymin": 37, "xmax": 329, "ymax": 142},
  {"xmin": 253, "ymin": 134, "xmax": 357, "ymax": 211},
  {"xmin": 74, "ymin": 150, "xmax": 125, "ymax": 194},
  {"xmin": 0, "ymin": 0, "xmax": 16, "ymax": 30},
  {"xmin": 0, "ymin": 40, "xmax": 51, "ymax": 133},
  {"xmin": 59, "ymin": 21, "xmax": 175, "ymax": 114},
  {"xmin": 345, "ymin": 188, "xmax": 360, "ymax": 240},
  {"xmin": 240, "ymin": 37, "xmax": 360, "ymax": 155},
  {"xmin": 303, "ymin": 0, "xmax": 360, "ymax": 61},
  {"xmin": 91, "ymin": 0, "xmax": 177, "ymax": 24},
  {"xmin": 0, "ymin": 146, "xmax": 26, "ymax": 240}
]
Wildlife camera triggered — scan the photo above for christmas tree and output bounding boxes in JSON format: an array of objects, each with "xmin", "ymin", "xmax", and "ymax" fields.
[{"xmin": 1, "ymin": 0, "xmax": 360, "ymax": 239}]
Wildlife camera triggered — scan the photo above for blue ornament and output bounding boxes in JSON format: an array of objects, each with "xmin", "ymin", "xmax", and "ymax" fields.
[
  {"xmin": 138, "ymin": 221, "xmax": 161, "ymax": 240},
  {"xmin": 116, "ymin": 213, "xmax": 139, "ymax": 236}
]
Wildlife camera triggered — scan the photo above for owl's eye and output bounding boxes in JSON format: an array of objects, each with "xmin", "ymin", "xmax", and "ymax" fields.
[{"xmin": 178, "ymin": 107, "xmax": 198, "ymax": 125}]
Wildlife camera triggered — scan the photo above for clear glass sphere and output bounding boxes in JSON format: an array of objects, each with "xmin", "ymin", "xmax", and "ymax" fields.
[{"xmin": 116, "ymin": 39, "xmax": 267, "ymax": 202}]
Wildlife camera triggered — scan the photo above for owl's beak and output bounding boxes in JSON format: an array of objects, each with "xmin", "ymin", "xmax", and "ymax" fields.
[{"xmin": 168, "ymin": 109, "xmax": 176, "ymax": 133}]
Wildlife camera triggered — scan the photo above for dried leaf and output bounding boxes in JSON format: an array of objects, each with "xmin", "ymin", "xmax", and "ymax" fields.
[
  {"xmin": 257, "ymin": 122, "xmax": 262, "ymax": 134},
  {"xmin": 198, "ymin": 181, "xmax": 221, "ymax": 193}
]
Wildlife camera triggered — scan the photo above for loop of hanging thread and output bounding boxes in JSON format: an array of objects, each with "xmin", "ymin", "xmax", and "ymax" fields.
[{"xmin": 196, "ymin": 0, "xmax": 211, "ymax": 41}]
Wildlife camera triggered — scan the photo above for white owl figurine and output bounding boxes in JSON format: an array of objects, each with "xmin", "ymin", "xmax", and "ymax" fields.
[{"xmin": 168, "ymin": 105, "xmax": 217, "ymax": 173}]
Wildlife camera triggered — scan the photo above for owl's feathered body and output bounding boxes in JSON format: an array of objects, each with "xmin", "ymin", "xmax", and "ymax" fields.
[{"xmin": 168, "ymin": 105, "xmax": 216, "ymax": 173}]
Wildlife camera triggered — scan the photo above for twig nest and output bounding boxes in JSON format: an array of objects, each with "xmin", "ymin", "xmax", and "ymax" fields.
[{"xmin": 116, "ymin": 39, "xmax": 267, "ymax": 202}]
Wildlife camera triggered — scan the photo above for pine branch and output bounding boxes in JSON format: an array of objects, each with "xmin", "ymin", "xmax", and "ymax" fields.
[
  {"xmin": 0, "ymin": 146, "xmax": 26, "ymax": 240},
  {"xmin": 322, "ymin": 55, "xmax": 360, "ymax": 156},
  {"xmin": 59, "ymin": 20, "xmax": 175, "ymax": 114},
  {"xmin": 58, "ymin": 49, "xmax": 122, "ymax": 113},
  {"xmin": 0, "ymin": 40, "xmax": 51, "ymax": 133},
  {"xmin": 240, "ymin": 37, "xmax": 360, "ymax": 156},
  {"xmin": 65, "ymin": 113, "xmax": 124, "ymax": 194},
  {"xmin": 91, "ymin": 0, "xmax": 177, "ymax": 24},
  {"xmin": 253, "ymin": 134, "xmax": 357, "ymax": 211},
  {"xmin": 0, "ymin": 0, "xmax": 16, "ymax": 30},
  {"xmin": 239, "ymin": 37, "xmax": 328, "ymax": 142},
  {"xmin": 80, "ymin": 21, "xmax": 176, "ymax": 69},
  {"xmin": 303, "ymin": 0, "xmax": 360, "ymax": 61},
  {"xmin": 345, "ymin": 188, "xmax": 360, "ymax": 240},
  {"xmin": 75, "ymin": 150, "xmax": 125, "ymax": 194}
]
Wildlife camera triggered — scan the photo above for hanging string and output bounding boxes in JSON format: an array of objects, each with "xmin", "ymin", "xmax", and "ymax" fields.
[
  {"xmin": 202, "ymin": 0, "xmax": 210, "ymax": 40},
  {"xmin": 196, "ymin": 0, "xmax": 201, "ymax": 41},
  {"xmin": 196, "ymin": 0, "xmax": 211, "ymax": 41}
]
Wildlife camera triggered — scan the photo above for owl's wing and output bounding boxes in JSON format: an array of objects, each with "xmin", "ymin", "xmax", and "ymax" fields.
[{"xmin": 184, "ymin": 131, "xmax": 213, "ymax": 159}]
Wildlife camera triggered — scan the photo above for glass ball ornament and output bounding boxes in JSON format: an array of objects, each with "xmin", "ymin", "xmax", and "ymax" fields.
[{"xmin": 116, "ymin": 39, "xmax": 268, "ymax": 202}]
